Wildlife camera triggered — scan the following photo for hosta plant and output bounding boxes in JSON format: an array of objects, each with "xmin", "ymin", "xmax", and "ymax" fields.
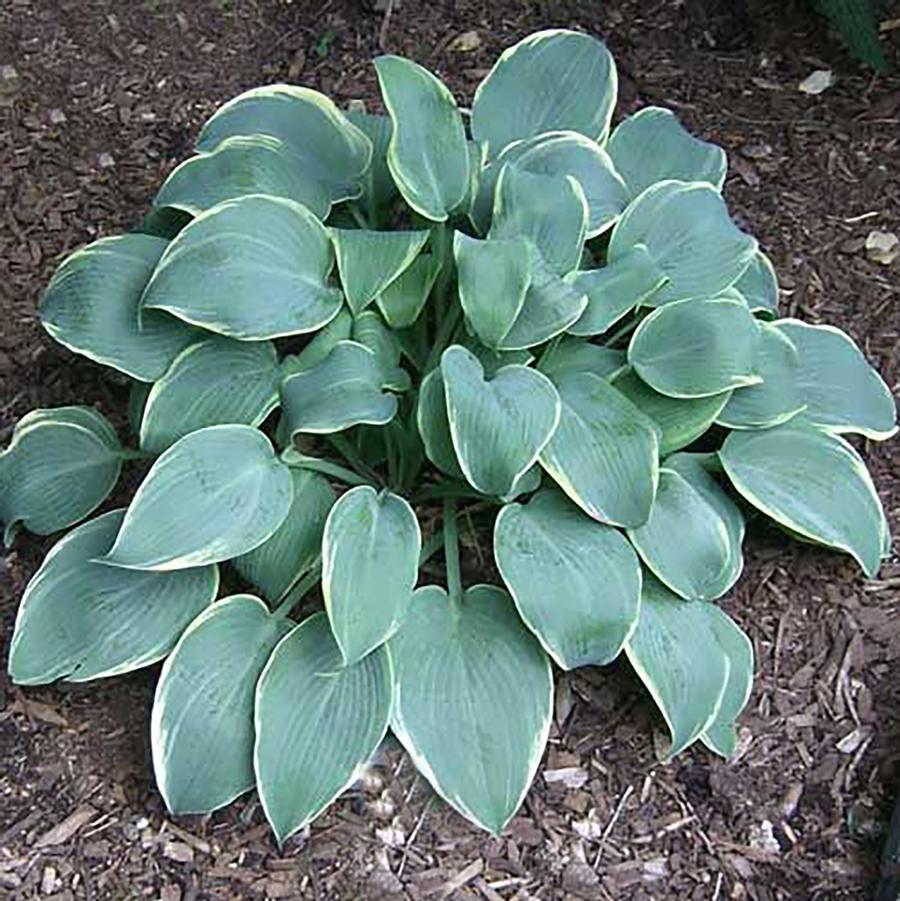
[{"xmin": 4, "ymin": 30, "xmax": 896, "ymax": 842}]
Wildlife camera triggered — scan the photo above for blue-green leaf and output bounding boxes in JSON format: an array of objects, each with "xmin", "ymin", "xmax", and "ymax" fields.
[
  {"xmin": 495, "ymin": 489, "xmax": 641, "ymax": 668},
  {"xmin": 151, "ymin": 595, "xmax": 292, "ymax": 813},
  {"xmin": 102, "ymin": 425, "xmax": 292, "ymax": 571},
  {"xmin": 39, "ymin": 234, "xmax": 200, "ymax": 381},
  {"xmin": 142, "ymin": 195, "xmax": 343, "ymax": 340},
  {"xmin": 9, "ymin": 510, "xmax": 218, "ymax": 684}
]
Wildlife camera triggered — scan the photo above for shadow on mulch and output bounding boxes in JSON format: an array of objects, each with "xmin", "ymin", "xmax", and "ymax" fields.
[{"xmin": 1, "ymin": 1, "xmax": 899, "ymax": 898}]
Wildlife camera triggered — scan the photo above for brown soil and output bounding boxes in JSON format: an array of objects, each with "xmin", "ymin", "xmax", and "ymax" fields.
[{"xmin": 2, "ymin": 1, "xmax": 899, "ymax": 899}]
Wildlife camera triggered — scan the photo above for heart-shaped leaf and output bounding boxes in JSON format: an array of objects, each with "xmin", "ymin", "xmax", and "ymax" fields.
[
  {"xmin": 774, "ymin": 319, "xmax": 897, "ymax": 440},
  {"xmin": 625, "ymin": 575, "xmax": 730, "ymax": 758},
  {"xmin": 717, "ymin": 322, "xmax": 805, "ymax": 429},
  {"xmin": 8, "ymin": 510, "xmax": 218, "ymax": 684},
  {"xmin": 1, "ymin": 407, "xmax": 122, "ymax": 544},
  {"xmin": 608, "ymin": 181, "xmax": 757, "ymax": 307},
  {"xmin": 473, "ymin": 131, "xmax": 629, "ymax": 236},
  {"xmin": 719, "ymin": 422, "xmax": 887, "ymax": 576},
  {"xmin": 196, "ymin": 84, "xmax": 372, "ymax": 203},
  {"xmin": 389, "ymin": 584, "xmax": 552, "ymax": 834},
  {"xmin": 495, "ymin": 489, "xmax": 641, "ymax": 668},
  {"xmin": 539, "ymin": 371, "xmax": 659, "ymax": 527},
  {"xmin": 628, "ymin": 297, "xmax": 761, "ymax": 398},
  {"xmin": 489, "ymin": 165, "xmax": 588, "ymax": 275},
  {"xmin": 281, "ymin": 341, "xmax": 398, "ymax": 436},
  {"xmin": 152, "ymin": 595, "xmax": 292, "ymax": 814},
  {"xmin": 441, "ymin": 345, "xmax": 560, "ymax": 498},
  {"xmin": 471, "ymin": 29, "xmax": 617, "ymax": 158},
  {"xmin": 102, "ymin": 425, "xmax": 293, "ymax": 571},
  {"xmin": 39, "ymin": 234, "xmax": 200, "ymax": 381},
  {"xmin": 331, "ymin": 228, "xmax": 430, "ymax": 314},
  {"xmin": 142, "ymin": 195, "xmax": 343, "ymax": 340},
  {"xmin": 454, "ymin": 232, "xmax": 532, "ymax": 348},
  {"xmin": 233, "ymin": 468, "xmax": 335, "ymax": 602},
  {"xmin": 607, "ymin": 107, "xmax": 727, "ymax": 199},
  {"xmin": 323, "ymin": 486, "xmax": 421, "ymax": 664},
  {"xmin": 374, "ymin": 55, "xmax": 469, "ymax": 221},
  {"xmin": 155, "ymin": 135, "xmax": 331, "ymax": 219},
  {"xmin": 255, "ymin": 613, "xmax": 392, "ymax": 845},
  {"xmin": 281, "ymin": 308, "xmax": 353, "ymax": 377},
  {"xmin": 610, "ymin": 368, "xmax": 729, "ymax": 456},
  {"xmin": 140, "ymin": 337, "xmax": 281, "ymax": 454}
]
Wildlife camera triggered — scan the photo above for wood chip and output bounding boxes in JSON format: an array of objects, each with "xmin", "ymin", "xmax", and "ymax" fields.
[
  {"xmin": 33, "ymin": 806, "xmax": 96, "ymax": 849},
  {"xmin": 439, "ymin": 858, "xmax": 484, "ymax": 899}
]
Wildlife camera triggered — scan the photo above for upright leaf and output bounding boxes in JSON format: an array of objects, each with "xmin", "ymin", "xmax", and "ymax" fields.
[
  {"xmin": 608, "ymin": 181, "xmax": 757, "ymax": 307},
  {"xmin": 142, "ymin": 195, "xmax": 343, "ymax": 340},
  {"xmin": 102, "ymin": 425, "xmax": 293, "ymax": 571},
  {"xmin": 140, "ymin": 337, "xmax": 281, "ymax": 453},
  {"xmin": 152, "ymin": 595, "xmax": 293, "ymax": 813},
  {"xmin": 281, "ymin": 341, "xmax": 398, "ymax": 435},
  {"xmin": 454, "ymin": 232, "xmax": 532, "ymax": 348},
  {"xmin": 625, "ymin": 576, "xmax": 730, "ymax": 758},
  {"xmin": 196, "ymin": 84, "xmax": 372, "ymax": 203},
  {"xmin": 255, "ymin": 614, "xmax": 392, "ymax": 844},
  {"xmin": 331, "ymin": 228, "xmax": 430, "ymax": 314},
  {"xmin": 489, "ymin": 165, "xmax": 588, "ymax": 276},
  {"xmin": 233, "ymin": 468, "xmax": 335, "ymax": 602},
  {"xmin": 774, "ymin": 319, "xmax": 897, "ymax": 440},
  {"xmin": 628, "ymin": 297, "xmax": 761, "ymax": 398},
  {"xmin": 495, "ymin": 490, "xmax": 641, "ymax": 668},
  {"xmin": 374, "ymin": 55, "xmax": 469, "ymax": 221},
  {"xmin": 473, "ymin": 131, "xmax": 629, "ymax": 236},
  {"xmin": 0, "ymin": 408, "xmax": 122, "ymax": 544},
  {"xmin": 154, "ymin": 135, "xmax": 332, "ymax": 220},
  {"xmin": 345, "ymin": 108, "xmax": 398, "ymax": 223},
  {"xmin": 39, "ymin": 234, "xmax": 199, "ymax": 381},
  {"xmin": 416, "ymin": 368, "xmax": 464, "ymax": 479},
  {"xmin": 539, "ymin": 371, "xmax": 659, "ymax": 527},
  {"xmin": 351, "ymin": 310, "xmax": 411, "ymax": 392},
  {"xmin": 607, "ymin": 107, "xmax": 727, "ymax": 199},
  {"xmin": 8, "ymin": 510, "xmax": 218, "ymax": 684},
  {"xmin": 471, "ymin": 29, "xmax": 617, "ymax": 158},
  {"xmin": 441, "ymin": 345, "xmax": 560, "ymax": 498},
  {"xmin": 719, "ymin": 422, "xmax": 887, "ymax": 576},
  {"xmin": 389, "ymin": 585, "xmax": 552, "ymax": 834},
  {"xmin": 375, "ymin": 253, "xmax": 441, "ymax": 328},
  {"xmin": 323, "ymin": 486, "xmax": 421, "ymax": 665}
]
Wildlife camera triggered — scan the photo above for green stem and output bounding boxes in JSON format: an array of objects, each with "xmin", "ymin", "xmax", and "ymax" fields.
[
  {"xmin": 326, "ymin": 434, "xmax": 382, "ymax": 485},
  {"xmin": 423, "ymin": 301, "xmax": 463, "ymax": 374},
  {"xmin": 285, "ymin": 453, "xmax": 372, "ymax": 487},
  {"xmin": 118, "ymin": 449, "xmax": 155, "ymax": 462},
  {"xmin": 419, "ymin": 530, "xmax": 445, "ymax": 567},
  {"xmin": 443, "ymin": 497, "xmax": 463, "ymax": 606},
  {"xmin": 603, "ymin": 316, "xmax": 640, "ymax": 348},
  {"xmin": 349, "ymin": 202, "xmax": 371, "ymax": 230},
  {"xmin": 537, "ymin": 334, "xmax": 562, "ymax": 368},
  {"xmin": 273, "ymin": 565, "xmax": 323, "ymax": 618},
  {"xmin": 431, "ymin": 224, "xmax": 453, "ymax": 325},
  {"xmin": 414, "ymin": 480, "xmax": 500, "ymax": 504}
]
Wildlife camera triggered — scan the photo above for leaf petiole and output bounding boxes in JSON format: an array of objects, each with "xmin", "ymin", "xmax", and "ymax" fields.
[
  {"xmin": 273, "ymin": 565, "xmax": 323, "ymax": 619},
  {"xmin": 443, "ymin": 497, "xmax": 463, "ymax": 607}
]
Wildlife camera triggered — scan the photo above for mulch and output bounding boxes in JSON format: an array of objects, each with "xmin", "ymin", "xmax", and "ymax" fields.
[{"xmin": 1, "ymin": 1, "xmax": 899, "ymax": 898}]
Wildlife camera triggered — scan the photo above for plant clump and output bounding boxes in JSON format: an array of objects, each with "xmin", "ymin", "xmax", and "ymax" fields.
[{"xmin": 2, "ymin": 29, "xmax": 896, "ymax": 842}]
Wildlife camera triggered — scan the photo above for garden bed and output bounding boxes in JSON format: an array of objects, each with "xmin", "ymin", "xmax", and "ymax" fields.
[{"xmin": 1, "ymin": 0, "xmax": 899, "ymax": 898}]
